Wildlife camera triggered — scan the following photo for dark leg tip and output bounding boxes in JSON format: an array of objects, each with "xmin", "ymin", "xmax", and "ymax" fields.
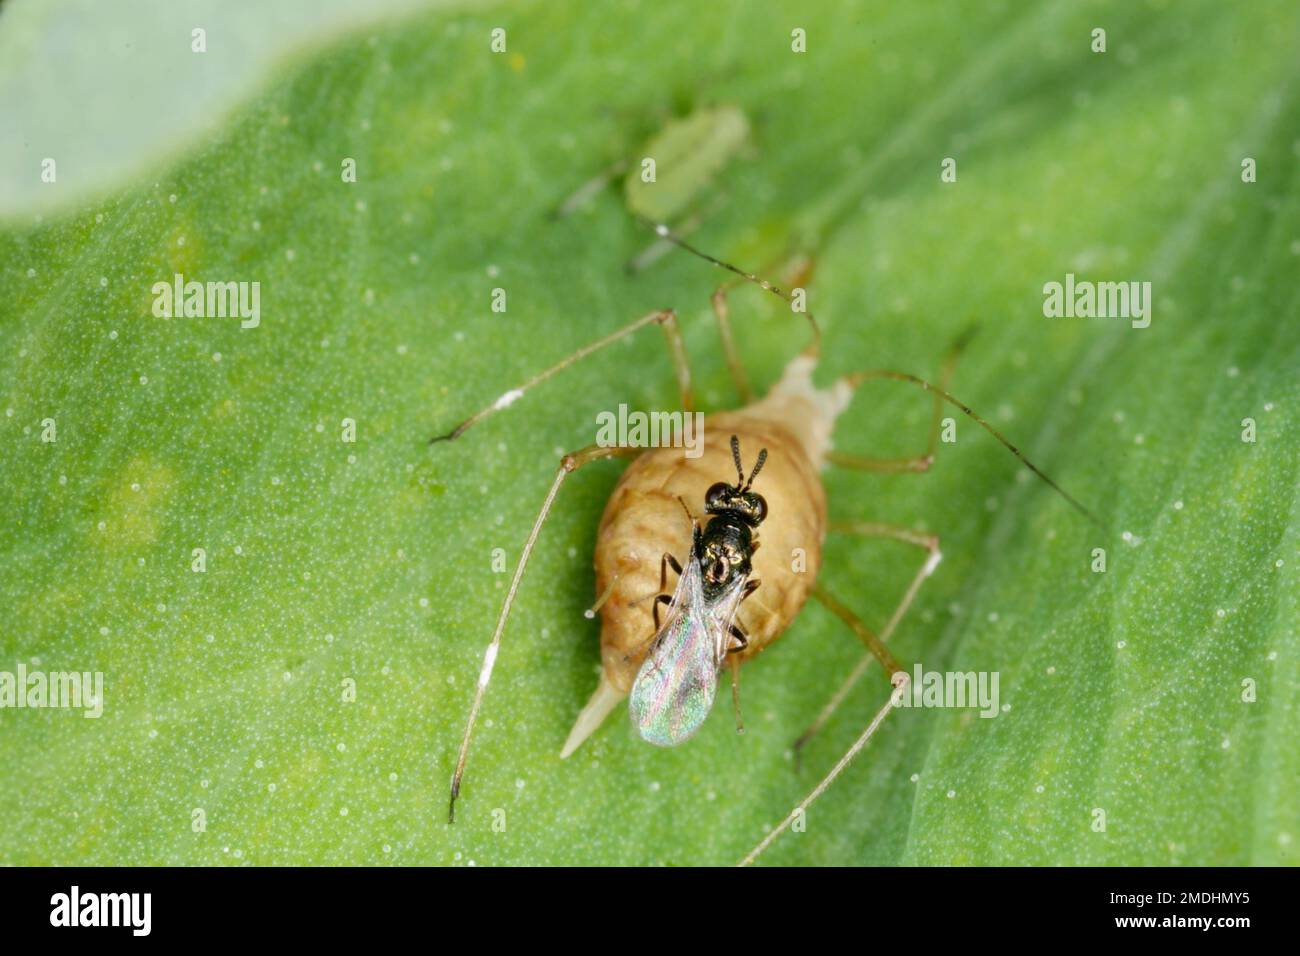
[
  {"xmin": 791, "ymin": 735, "xmax": 811, "ymax": 773},
  {"xmin": 430, "ymin": 424, "xmax": 465, "ymax": 445}
]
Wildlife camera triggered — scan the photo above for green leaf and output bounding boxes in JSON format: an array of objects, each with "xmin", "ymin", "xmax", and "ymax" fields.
[{"xmin": 1, "ymin": 0, "xmax": 1296, "ymax": 866}]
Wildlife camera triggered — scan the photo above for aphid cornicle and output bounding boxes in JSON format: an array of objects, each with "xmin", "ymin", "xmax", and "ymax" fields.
[{"xmin": 436, "ymin": 226, "xmax": 1098, "ymax": 865}]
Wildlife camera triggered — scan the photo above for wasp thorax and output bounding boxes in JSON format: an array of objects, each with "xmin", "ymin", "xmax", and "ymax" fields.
[{"xmin": 700, "ymin": 528, "xmax": 752, "ymax": 586}]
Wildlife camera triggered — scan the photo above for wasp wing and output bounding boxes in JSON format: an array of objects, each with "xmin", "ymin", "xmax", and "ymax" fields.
[{"xmin": 628, "ymin": 558, "xmax": 749, "ymax": 746}]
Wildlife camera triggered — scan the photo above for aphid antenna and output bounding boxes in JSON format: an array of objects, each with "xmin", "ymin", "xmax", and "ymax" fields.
[
  {"xmin": 844, "ymin": 367, "xmax": 1104, "ymax": 529},
  {"xmin": 642, "ymin": 218, "xmax": 821, "ymax": 357}
]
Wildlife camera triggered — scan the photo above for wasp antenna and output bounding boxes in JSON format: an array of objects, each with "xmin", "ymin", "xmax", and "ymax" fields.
[
  {"xmin": 642, "ymin": 219, "xmax": 822, "ymax": 355},
  {"xmin": 730, "ymin": 435, "xmax": 745, "ymax": 485},
  {"xmin": 743, "ymin": 447, "xmax": 768, "ymax": 492}
]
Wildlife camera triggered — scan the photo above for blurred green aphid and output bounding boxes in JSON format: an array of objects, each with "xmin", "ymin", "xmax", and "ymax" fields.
[
  {"xmin": 622, "ymin": 105, "xmax": 750, "ymax": 224},
  {"xmin": 554, "ymin": 105, "xmax": 751, "ymax": 271}
]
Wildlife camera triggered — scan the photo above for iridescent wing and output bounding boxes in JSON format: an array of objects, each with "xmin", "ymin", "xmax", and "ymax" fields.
[{"xmin": 628, "ymin": 557, "xmax": 749, "ymax": 746}]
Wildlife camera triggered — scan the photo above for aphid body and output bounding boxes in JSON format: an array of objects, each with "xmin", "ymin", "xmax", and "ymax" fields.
[
  {"xmin": 555, "ymin": 105, "xmax": 751, "ymax": 271},
  {"xmin": 564, "ymin": 356, "xmax": 850, "ymax": 754},
  {"xmin": 622, "ymin": 105, "xmax": 751, "ymax": 226}
]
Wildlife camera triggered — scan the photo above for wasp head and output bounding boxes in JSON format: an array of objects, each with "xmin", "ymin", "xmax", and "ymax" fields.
[
  {"xmin": 704, "ymin": 482, "xmax": 767, "ymax": 525},
  {"xmin": 704, "ymin": 435, "xmax": 769, "ymax": 528}
]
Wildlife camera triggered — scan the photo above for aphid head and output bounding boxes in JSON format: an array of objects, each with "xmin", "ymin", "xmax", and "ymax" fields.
[{"xmin": 704, "ymin": 435, "xmax": 768, "ymax": 527}]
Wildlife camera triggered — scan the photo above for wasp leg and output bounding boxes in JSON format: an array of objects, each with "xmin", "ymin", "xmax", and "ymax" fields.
[
  {"xmin": 626, "ymin": 551, "xmax": 684, "ymax": 612},
  {"xmin": 727, "ymin": 654, "xmax": 745, "ymax": 736},
  {"xmin": 723, "ymin": 581, "xmax": 758, "ymax": 653},
  {"xmin": 709, "ymin": 253, "xmax": 818, "ymax": 403},
  {"xmin": 792, "ymin": 526, "xmax": 941, "ymax": 763},
  {"xmin": 430, "ymin": 308, "xmax": 695, "ymax": 443},
  {"xmin": 621, "ymin": 555, "xmax": 692, "ymax": 670},
  {"xmin": 448, "ymin": 443, "xmax": 640, "ymax": 824},
  {"xmin": 826, "ymin": 327, "xmax": 972, "ymax": 474},
  {"xmin": 655, "ymin": 551, "xmax": 683, "ymax": 595},
  {"xmin": 651, "ymin": 593, "xmax": 673, "ymax": 631},
  {"xmin": 664, "ymin": 552, "xmax": 684, "ymax": 583}
]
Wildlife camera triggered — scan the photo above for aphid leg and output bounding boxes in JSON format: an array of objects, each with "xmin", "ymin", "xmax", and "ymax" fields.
[
  {"xmin": 810, "ymin": 583, "xmax": 904, "ymax": 677},
  {"xmin": 738, "ymin": 668, "xmax": 910, "ymax": 867},
  {"xmin": 710, "ymin": 254, "xmax": 816, "ymax": 403},
  {"xmin": 739, "ymin": 582, "xmax": 911, "ymax": 866},
  {"xmin": 448, "ymin": 443, "xmax": 640, "ymax": 823},
  {"xmin": 835, "ymin": 366, "xmax": 1101, "ymax": 526},
  {"xmin": 551, "ymin": 158, "xmax": 629, "ymax": 220},
  {"xmin": 429, "ymin": 309, "xmax": 694, "ymax": 443},
  {"xmin": 824, "ymin": 324, "xmax": 1099, "ymax": 523},
  {"xmin": 793, "ymin": 523, "xmax": 941, "ymax": 762},
  {"xmin": 825, "ymin": 328, "xmax": 971, "ymax": 474}
]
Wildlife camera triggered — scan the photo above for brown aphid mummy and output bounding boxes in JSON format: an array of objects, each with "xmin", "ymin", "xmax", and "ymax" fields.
[{"xmin": 563, "ymin": 355, "xmax": 849, "ymax": 754}]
